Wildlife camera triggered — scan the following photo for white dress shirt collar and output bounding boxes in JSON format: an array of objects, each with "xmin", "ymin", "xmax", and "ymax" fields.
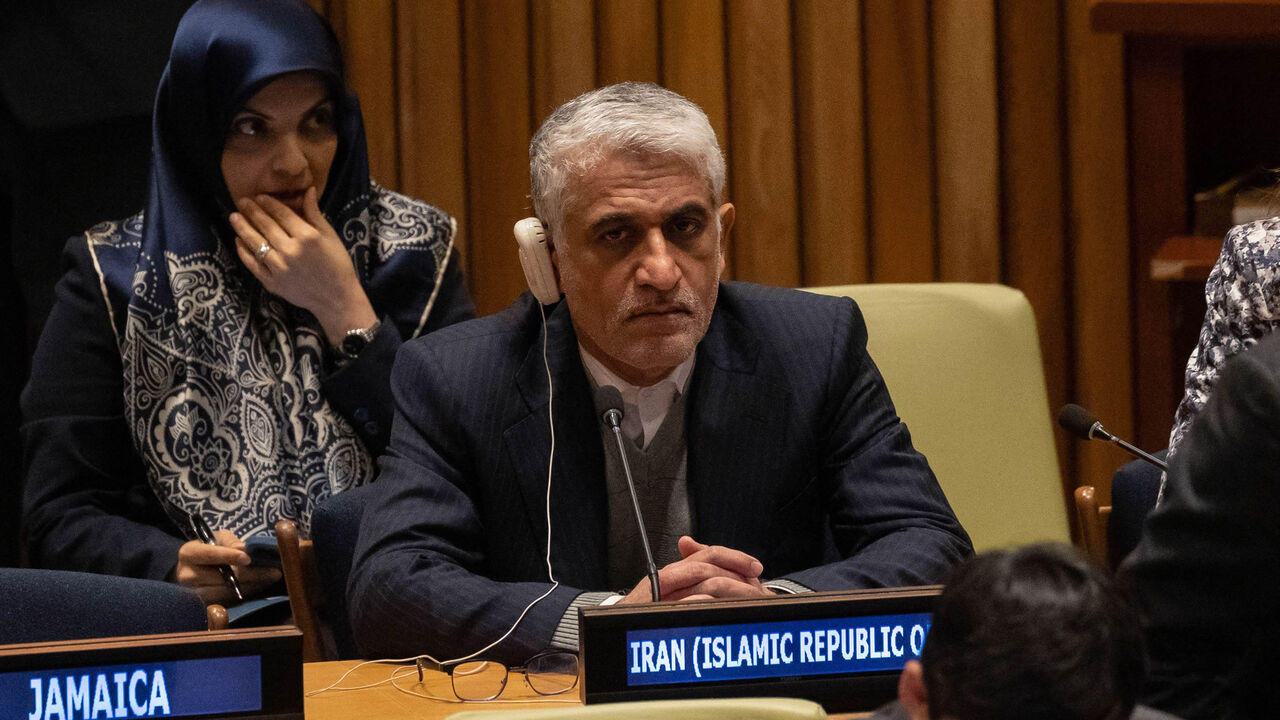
[{"xmin": 579, "ymin": 347, "xmax": 695, "ymax": 449}]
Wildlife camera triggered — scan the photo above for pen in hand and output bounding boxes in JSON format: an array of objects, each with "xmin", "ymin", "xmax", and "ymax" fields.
[{"xmin": 186, "ymin": 512, "xmax": 244, "ymax": 602}]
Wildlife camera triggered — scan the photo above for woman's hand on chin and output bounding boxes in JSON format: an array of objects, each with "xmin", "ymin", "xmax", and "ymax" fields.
[{"xmin": 229, "ymin": 186, "xmax": 377, "ymax": 344}]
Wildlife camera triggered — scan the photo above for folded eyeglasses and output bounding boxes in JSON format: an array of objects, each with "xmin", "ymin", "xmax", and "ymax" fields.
[{"xmin": 416, "ymin": 650, "xmax": 580, "ymax": 702}]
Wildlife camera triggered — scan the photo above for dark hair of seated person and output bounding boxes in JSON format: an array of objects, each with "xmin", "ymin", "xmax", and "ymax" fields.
[{"xmin": 921, "ymin": 542, "xmax": 1146, "ymax": 720}]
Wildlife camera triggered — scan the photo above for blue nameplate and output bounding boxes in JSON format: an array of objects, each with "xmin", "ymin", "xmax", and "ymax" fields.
[
  {"xmin": 581, "ymin": 586, "xmax": 940, "ymax": 712},
  {"xmin": 0, "ymin": 627, "xmax": 301, "ymax": 720}
]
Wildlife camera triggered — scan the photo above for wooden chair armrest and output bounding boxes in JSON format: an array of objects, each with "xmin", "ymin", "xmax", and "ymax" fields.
[
  {"xmin": 275, "ymin": 519, "xmax": 325, "ymax": 661},
  {"xmin": 206, "ymin": 603, "xmax": 229, "ymax": 630},
  {"xmin": 1073, "ymin": 485, "xmax": 1113, "ymax": 569}
]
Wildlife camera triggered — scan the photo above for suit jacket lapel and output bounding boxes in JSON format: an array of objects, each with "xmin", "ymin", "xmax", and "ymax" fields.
[
  {"xmin": 687, "ymin": 296, "xmax": 789, "ymax": 552},
  {"xmin": 506, "ymin": 301, "xmax": 609, "ymax": 587}
]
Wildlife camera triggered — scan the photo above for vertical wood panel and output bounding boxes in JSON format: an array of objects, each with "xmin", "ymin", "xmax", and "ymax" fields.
[
  {"xmin": 864, "ymin": 0, "xmax": 936, "ymax": 282},
  {"xmin": 998, "ymin": 0, "xmax": 1072, "ymax": 504},
  {"xmin": 338, "ymin": 0, "xmax": 398, "ymax": 188},
  {"xmin": 596, "ymin": 0, "xmax": 660, "ymax": 84},
  {"xmin": 795, "ymin": 0, "xmax": 868, "ymax": 286},
  {"xmin": 324, "ymin": 0, "xmax": 1138, "ymax": 533},
  {"xmin": 661, "ymin": 0, "xmax": 729, "ymax": 193},
  {"xmin": 1127, "ymin": 39, "xmax": 1185, "ymax": 453},
  {"xmin": 324, "ymin": 0, "xmax": 347, "ymax": 48},
  {"xmin": 933, "ymin": 0, "xmax": 1000, "ymax": 282},
  {"xmin": 1065, "ymin": 0, "xmax": 1132, "ymax": 497},
  {"xmin": 463, "ymin": 0, "xmax": 534, "ymax": 314},
  {"xmin": 725, "ymin": 0, "xmax": 800, "ymax": 285},
  {"xmin": 532, "ymin": 0, "xmax": 597, "ymax": 125},
  {"xmin": 396, "ymin": 1, "xmax": 468, "ymax": 242},
  {"xmin": 661, "ymin": 1, "xmax": 731, "ymax": 264}
]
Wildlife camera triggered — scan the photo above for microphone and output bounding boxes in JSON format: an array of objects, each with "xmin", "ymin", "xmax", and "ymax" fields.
[
  {"xmin": 598, "ymin": 386, "xmax": 662, "ymax": 602},
  {"xmin": 1057, "ymin": 403, "xmax": 1168, "ymax": 471}
]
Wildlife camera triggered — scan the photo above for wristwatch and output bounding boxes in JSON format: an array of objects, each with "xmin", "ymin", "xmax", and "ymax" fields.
[{"xmin": 337, "ymin": 321, "xmax": 380, "ymax": 361}]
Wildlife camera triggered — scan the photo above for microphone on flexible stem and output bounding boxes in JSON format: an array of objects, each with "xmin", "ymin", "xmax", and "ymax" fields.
[
  {"xmin": 598, "ymin": 386, "xmax": 662, "ymax": 603},
  {"xmin": 1057, "ymin": 403, "xmax": 1168, "ymax": 471}
]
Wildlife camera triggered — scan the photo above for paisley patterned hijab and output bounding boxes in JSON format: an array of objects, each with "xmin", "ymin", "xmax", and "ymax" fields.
[{"xmin": 88, "ymin": 0, "xmax": 453, "ymax": 537}]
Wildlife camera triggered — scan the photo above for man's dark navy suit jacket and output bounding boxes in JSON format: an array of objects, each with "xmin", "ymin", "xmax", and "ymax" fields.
[{"xmin": 349, "ymin": 282, "xmax": 972, "ymax": 662}]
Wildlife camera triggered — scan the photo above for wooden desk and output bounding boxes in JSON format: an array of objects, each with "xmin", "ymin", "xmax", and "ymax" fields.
[
  {"xmin": 1150, "ymin": 235, "xmax": 1223, "ymax": 282},
  {"xmin": 304, "ymin": 660, "xmax": 580, "ymax": 718},
  {"xmin": 1093, "ymin": 0, "xmax": 1280, "ymax": 38},
  {"xmin": 304, "ymin": 661, "xmax": 872, "ymax": 719}
]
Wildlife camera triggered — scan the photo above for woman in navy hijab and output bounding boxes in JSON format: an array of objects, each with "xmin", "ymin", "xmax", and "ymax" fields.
[{"xmin": 21, "ymin": 0, "xmax": 474, "ymax": 603}]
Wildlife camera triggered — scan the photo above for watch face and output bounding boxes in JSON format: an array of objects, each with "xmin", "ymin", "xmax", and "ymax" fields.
[{"xmin": 341, "ymin": 333, "xmax": 369, "ymax": 357}]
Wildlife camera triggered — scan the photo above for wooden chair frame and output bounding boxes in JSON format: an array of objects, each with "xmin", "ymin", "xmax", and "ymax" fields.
[
  {"xmin": 206, "ymin": 604, "xmax": 229, "ymax": 630},
  {"xmin": 1074, "ymin": 485, "xmax": 1112, "ymax": 569},
  {"xmin": 275, "ymin": 518, "xmax": 327, "ymax": 662}
]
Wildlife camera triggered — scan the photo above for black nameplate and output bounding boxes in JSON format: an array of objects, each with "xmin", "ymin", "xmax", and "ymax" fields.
[
  {"xmin": 580, "ymin": 586, "xmax": 940, "ymax": 712},
  {"xmin": 0, "ymin": 626, "xmax": 303, "ymax": 720}
]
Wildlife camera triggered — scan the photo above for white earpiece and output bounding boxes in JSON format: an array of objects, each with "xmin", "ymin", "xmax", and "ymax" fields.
[{"xmin": 514, "ymin": 217, "xmax": 560, "ymax": 305}]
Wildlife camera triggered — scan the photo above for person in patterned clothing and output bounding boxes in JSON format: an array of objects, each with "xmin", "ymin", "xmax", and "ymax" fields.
[
  {"xmin": 20, "ymin": 0, "xmax": 474, "ymax": 604},
  {"xmin": 1164, "ymin": 217, "xmax": 1280, "ymax": 499}
]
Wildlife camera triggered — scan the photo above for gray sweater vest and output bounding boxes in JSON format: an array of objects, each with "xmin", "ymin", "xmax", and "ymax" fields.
[{"xmin": 592, "ymin": 387, "xmax": 694, "ymax": 589}]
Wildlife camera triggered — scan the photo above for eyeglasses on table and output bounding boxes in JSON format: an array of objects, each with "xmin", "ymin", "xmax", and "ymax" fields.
[{"xmin": 415, "ymin": 650, "xmax": 580, "ymax": 701}]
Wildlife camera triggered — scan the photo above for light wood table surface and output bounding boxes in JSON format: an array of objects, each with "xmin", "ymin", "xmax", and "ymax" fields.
[
  {"xmin": 304, "ymin": 660, "xmax": 581, "ymax": 718},
  {"xmin": 305, "ymin": 661, "xmax": 872, "ymax": 719}
]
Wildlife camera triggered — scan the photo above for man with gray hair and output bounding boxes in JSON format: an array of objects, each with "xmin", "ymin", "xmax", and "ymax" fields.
[{"xmin": 349, "ymin": 82, "xmax": 971, "ymax": 664}]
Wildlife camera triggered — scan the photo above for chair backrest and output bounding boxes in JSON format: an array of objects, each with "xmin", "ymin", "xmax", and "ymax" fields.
[
  {"xmin": 310, "ymin": 485, "xmax": 368, "ymax": 659},
  {"xmin": 0, "ymin": 568, "xmax": 210, "ymax": 644},
  {"xmin": 804, "ymin": 283, "xmax": 1070, "ymax": 550},
  {"xmin": 276, "ymin": 485, "xmax": 370, "ymax": 661},
  {"xmin": 444, "ymin": 697, "xmax": 828, "ymax": 719},
  {"xmin": 1106, "ymin": 452, "xmax": 1165, "ymax": 569},
  {"xmin": 1073, "ymin": 452, "xmax": 1164, "ymax": 570}
]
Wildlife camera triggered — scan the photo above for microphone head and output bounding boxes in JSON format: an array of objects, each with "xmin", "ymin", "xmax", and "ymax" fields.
[
  {"xmin": 1057, "ymin": 403, "xmax": 1100, "ymax": 440},
  {"xmin": 598, "ymin": 386, "xmax": 625, "ymax": 429}
]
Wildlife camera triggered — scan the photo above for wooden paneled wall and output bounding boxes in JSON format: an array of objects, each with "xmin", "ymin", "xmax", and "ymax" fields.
[{"xmin": 311, "ymin": 0, "xmax": 1133, "ymax": 517}]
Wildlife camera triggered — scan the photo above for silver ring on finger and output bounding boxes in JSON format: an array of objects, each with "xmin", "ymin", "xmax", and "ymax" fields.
[{"xmin": 255, "ymin": 242, "xmax": 272, "ymax": 261}]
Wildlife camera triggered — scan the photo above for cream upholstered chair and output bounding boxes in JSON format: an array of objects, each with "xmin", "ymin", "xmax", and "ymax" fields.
[
  {"xmin": 804, "ymin": 283, "xmax": 1070, "ymax": 550},
  {"xmin": 445, "ymin": 697, "xmax": 827, "ymax": 719}
]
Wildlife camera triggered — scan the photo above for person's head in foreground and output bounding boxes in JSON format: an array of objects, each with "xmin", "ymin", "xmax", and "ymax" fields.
[
  {"xmin": 529, "ymin": 81, "xmax": 734, "ymax": 387},
  {"xmin": 897, "ymin": 542, "xmax": 1146, "ymax": 720}
]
